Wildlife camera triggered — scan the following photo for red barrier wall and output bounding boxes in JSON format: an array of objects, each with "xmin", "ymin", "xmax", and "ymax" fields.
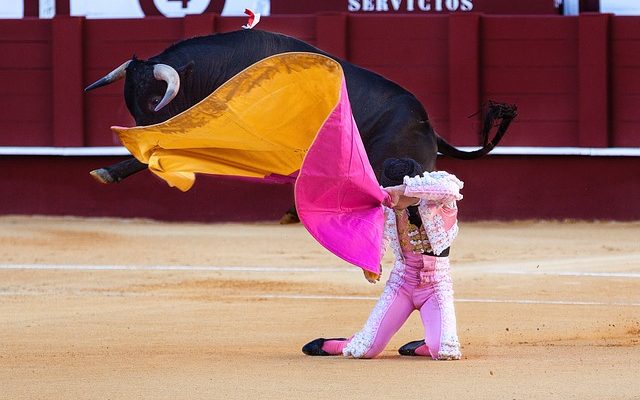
[
  {"xmin": 611, "ymin": 17, "xmax": 640, "ymax": 146},
  {"xmin": 1, "ymin": 13, "xmax": 640, "ymax": 148},
  {"xmin": 1, "ymin": 14, "xmax": 639, "ymax": 221},
  {"xmin": 1, "ymin": 155, "xmax": 638, "ymax": 221},
  {"xmin": 0, "ymin": 19, "xmax": 52, "ymax": 145}
]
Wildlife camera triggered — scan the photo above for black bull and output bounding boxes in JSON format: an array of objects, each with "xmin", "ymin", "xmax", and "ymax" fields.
[{"xmin": 86, "ymin": 29, "xmax": 516, "ymax": 197}]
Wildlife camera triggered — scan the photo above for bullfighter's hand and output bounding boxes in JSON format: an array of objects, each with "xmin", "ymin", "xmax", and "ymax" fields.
[
  {"xmin": 383, "ymin": 185, "xmax": 419, "ymax": 209},
  {"xmin": 363, "ymin": 268, "xmax": 381, "ymax": 284},
  {"xmin": 383, "ymin": 184, "xmax": 404, "ymax": 207}
]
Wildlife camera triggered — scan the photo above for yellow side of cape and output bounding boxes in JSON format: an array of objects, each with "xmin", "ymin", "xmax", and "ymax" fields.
[{"xmin": 111, "ymin": 53, "xmax": 343, "ymax": 191}]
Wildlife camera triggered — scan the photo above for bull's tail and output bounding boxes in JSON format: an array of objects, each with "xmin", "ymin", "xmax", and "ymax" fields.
[{"xmin": 437, "ymin": 101, "xmax": 517, "ymax": 160}]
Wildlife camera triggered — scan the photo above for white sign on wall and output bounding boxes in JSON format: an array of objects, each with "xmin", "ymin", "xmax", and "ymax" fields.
[
  {"xmin": 348, "ymin": 0, "xmax": 474, "ymax": 12},
  {"xmin": 600, "ymin": 0, "xmax": 640, "ymax": 15},
  {"xmin": 70, "ymin": 0, "xmax": 145, "ymax": 18},
  {"xmin": 0, "ymin": 0, "xmax": 270, "ymax": 18},
  {"xmin": 153, "ymin": 0, "xmax": 211, "ymax": 18},
  {"xmin": 40, "ymin": 0, "xmax": 54, "ymax": 17},
  {"xmin": 0, "ymin": 0, "xmax": 55, "ymax": 18},
  {"xmin": 0, "ymin": 0, "xmax": 23, "ymax": 18},
  {"xmin": 222, "ymin": 0, "xmax": 269, "ymax": 16}
]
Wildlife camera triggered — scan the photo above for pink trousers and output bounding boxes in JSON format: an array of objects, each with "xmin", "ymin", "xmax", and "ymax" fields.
[{"xmin": 326, "ymin": 255, "xmax": 461, "ymax": 359}]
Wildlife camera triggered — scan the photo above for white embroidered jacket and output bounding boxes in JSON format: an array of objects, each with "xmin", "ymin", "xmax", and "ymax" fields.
[{"xmin": 398, "ymin": 171, "xmax": 463, "ymax": 256}]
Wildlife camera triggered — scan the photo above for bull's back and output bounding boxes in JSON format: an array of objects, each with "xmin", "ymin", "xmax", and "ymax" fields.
[
  {"xmin": 159, "ymin": 29, "xmax": 419, "ymax": 122},
  {"xmin": 156, "ymin": 30, "xmax": 436, "ymax": 171}
]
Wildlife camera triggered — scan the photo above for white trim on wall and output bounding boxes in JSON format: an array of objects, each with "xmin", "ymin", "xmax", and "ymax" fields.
[
  {"xmin": 1, "ymin": 146, "xmax": 640, "ymax": 157},
  {"xmin": 0, "ymin": 147, "xmax": 130, "ymax": 156},
  {"xmin": 455, "ymin": 146, "xmax": 640, "ymax": 157}
]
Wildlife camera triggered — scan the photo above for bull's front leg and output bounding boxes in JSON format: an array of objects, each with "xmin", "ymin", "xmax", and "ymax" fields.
[
  {"xmin": 91, "ymin": 158, "xmax": 302, "ymax": 226},
  {"xmin": 90, "ymin": 157, "xmax": 147, "ymax": 184},
  {"xmin": 279, "ymin": 205, "xmax": 300, "ymax": 224}
]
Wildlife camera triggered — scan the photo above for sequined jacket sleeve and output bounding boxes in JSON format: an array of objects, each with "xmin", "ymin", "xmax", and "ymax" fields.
[
  {"xmin": 402, "ymin": 171, "xmax": 463, "ymax": 203},
  {"xmin": 403, "ymin": 171, "xmax": 464, "ymax": 256}
]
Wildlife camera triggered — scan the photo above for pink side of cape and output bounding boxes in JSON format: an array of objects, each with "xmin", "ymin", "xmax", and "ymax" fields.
[{"xmin": 295, "ymin": 81, "xmax": 387, "ymax": 274}]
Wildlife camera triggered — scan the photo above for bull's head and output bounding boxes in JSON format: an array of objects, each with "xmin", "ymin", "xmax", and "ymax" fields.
[{"xmin": 85, "ymin": 57, "xmax": 193, "ymax": 126}]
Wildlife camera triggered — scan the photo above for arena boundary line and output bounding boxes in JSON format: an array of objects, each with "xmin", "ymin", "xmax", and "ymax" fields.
[
  {"xmin": 243, "ymin": 294, "xmax": 640, "ymax": 307},
  {"xmin": 488, "ymin": 270, "xmax": 640, "ymax": 279},
  {"xmin": 0, "ymin": 264, "xmax": 352, "ymax": 272},
  {"xmin": 0, "ymin": 288, "xmax": 637, "ymax": 307},
  {"xmin": 1, "ymin": 146, "xmax": 640, "ymax": 157},
  {"xmin": 1, "ymin": 263, "xmax": 639, "ymax": 278},
  {"xmin": 460, "ymin": 253, "xmax": 640, "ymax": 274}
]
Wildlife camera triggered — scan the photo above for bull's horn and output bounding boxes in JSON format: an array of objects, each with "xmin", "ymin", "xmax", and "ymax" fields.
[
  {"xmin": 153, "ymin": 63, "xmax": 180, "ymax": 111},
  {"xmin": 84, "ymin": 60, "xmax": 131, "ymax": 92}
]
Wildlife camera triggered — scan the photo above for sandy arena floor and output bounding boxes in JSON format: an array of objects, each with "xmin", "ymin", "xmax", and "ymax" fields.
[{"xmin": 0, "ymin": 216, "xmax": 639, "ymax": 399}]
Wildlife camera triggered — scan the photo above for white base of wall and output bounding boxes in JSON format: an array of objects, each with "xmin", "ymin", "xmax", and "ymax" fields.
[{"xmin": 1, "ymin": 146, "xmax": 639, "ymax": 157}]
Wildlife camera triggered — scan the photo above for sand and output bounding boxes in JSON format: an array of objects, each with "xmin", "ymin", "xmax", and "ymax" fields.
[{"xmin": 0, "ymin": 216, "xmax": 639, "ymax": 399}]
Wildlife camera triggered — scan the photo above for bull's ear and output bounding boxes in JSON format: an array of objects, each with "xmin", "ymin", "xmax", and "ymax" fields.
[{"xmin": 177, "ymin": 61, "xmax": 195, "ymax": 78}]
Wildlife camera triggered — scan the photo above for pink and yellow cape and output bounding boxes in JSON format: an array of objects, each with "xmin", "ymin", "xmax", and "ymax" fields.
[{"xmin": 112, "ymin": 52, "xmax": 387, "ymax": 274}]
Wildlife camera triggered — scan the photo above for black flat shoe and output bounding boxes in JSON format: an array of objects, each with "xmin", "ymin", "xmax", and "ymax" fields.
[
  {"xmin": 301, "ymin": 337, "xmax": 346, "ymax": 356},
  {"xmin": 398, "ymin": 340, "xmax": 426, "ymax": 356}
]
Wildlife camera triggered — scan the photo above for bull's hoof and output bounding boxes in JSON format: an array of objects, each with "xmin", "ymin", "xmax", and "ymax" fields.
[
  {"xmin": 90, "ymin": 168, "xmax": 116, "ymax": 184},
  {"xmin": 279, "ymin": 211, "xmax": 300, "ymax": 225}
]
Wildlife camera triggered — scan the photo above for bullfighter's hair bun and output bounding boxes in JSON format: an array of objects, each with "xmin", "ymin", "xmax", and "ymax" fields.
[{"xmin": 380, "ymin": 158, "xmax": 424, "ymax": 187}]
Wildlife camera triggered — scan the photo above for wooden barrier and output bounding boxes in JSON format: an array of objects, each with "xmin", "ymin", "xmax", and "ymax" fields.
[
  {"xmin": 611, "ymin": 17, "xmax": 640, "ymax": 146},
  {"xmin": 2, "ymin": 13, "xmax": 640, "ymax": 148},
  {"xmin": 1, "ymin": 14, "xmax": 639, "ymax": 221},
  {"xmin": 52, "ymin": 16, "xmax": 84, "ymax": 146},
  {"xmin": 1, "ymin": 154, "xmax": 638, "ymax": 221},
  {"xmin": 0, "ymin": 19, "xmax": 52, "ymax": 145}
]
